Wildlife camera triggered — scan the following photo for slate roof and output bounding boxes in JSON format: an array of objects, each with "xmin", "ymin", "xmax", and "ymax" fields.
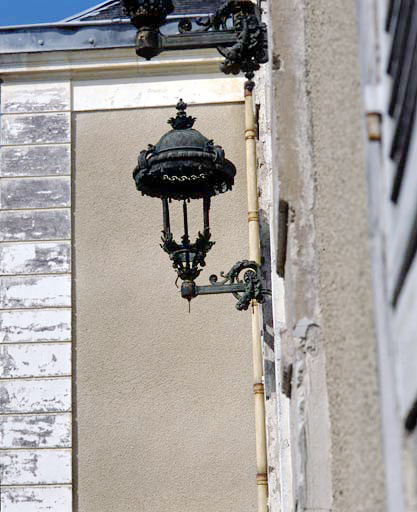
[{"xmin": 63, "ymin": 0, "xmax": 225, "ymax": 22}]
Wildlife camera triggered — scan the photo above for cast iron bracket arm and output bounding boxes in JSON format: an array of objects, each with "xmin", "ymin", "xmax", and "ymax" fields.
[
  {"xmin": 180, "ymin": 260, "xmax": 271, "ymax": 311},
  {"xmin": 159, "ymin": 30, "xmax": 239, "ymax": 51},
  {"xmin": 121, "ymin": 0, "xmax": 268, "ymax": 76}
]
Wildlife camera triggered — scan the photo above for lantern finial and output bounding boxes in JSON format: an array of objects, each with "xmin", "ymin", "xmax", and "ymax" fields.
[{"xmin": 168, "ymin": 99, "xmax": 196, "ymax": 130}]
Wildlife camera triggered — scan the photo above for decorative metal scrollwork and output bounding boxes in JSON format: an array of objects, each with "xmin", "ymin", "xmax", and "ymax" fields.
[
  {"xmin": 121, "ymin": 0, "xmax": 269, "ymax": 78},
  {"xmin": 183, "ymin": 1, "xmax": 269, "ymax": 77},
  {"xmin": 161, "ymin": 229, "xmax": 215, "ymax": 283},
  {"xmin": 162, "ymin": 173, "xmax": 209, "ymax": 182},
  {"xmin": 180, "ymin": 260, "xmax": 270, "ymax": 311},
  {"xmin": 213, "ymin": 1, "xmax": 268, "ymax": 77},
  {"xmin": 208, "ymin": 260, "xmax": 267, "ymax": 311}
]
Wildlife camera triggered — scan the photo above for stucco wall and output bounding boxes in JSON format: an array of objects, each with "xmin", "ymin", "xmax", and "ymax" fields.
[
  {"xmin": 73, "ymin": 104, "xmax": 257, "ymax": 511},
  {"xmin": 306, "ymin": 2, "xmax": 385, "ymax": 508},
  {"xmin": 267, "ymin": 0, "xmax": 386, "ymax": 510}
]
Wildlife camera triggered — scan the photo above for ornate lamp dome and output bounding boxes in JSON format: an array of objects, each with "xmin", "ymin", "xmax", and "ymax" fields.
[{"xmin": 133, "ymin": 100, "xmax": 236, "ymax": 200}]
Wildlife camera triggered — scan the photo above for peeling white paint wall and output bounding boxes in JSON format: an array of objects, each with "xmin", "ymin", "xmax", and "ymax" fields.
[{"xmin": 0, "ymin": 80, "xmax": 73, "ymax": 511}]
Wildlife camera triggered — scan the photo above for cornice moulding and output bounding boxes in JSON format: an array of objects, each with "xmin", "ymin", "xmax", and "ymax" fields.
[{"xmin": 0, "ymin": 48, "xmax": 224, "ymax": 80}]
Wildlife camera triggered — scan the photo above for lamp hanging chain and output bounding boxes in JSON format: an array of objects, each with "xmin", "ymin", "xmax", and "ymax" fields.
[{"xmin": 183, "ymin": 200, "xmax": 191, "ymax": 273}]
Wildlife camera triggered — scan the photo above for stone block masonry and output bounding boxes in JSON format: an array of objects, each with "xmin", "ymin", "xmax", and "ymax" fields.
[{"xmin": 0, "ymin": 81, "xmax": 72, "ymax": 512}]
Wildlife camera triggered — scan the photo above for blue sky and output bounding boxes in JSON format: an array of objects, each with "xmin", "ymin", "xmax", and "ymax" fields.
[{"xmin": 0, "ymin": 0, "xmax": 100, "ymax": 26}]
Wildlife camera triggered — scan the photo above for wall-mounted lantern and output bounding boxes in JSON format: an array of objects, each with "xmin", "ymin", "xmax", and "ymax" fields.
[
  {"xmin": 133, "ymin": 99, "xmax": 268, "ymax": 310},
  {"xmin": 121, "ymin": 0, "xmax": 268, "ymax": 79},
  {"xmin": 126, "ymin": 3, "xmax": 271, "ymax": 510}
]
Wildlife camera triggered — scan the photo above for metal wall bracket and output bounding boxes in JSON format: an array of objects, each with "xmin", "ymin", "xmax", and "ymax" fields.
[
  {"xmin": 121, "ymin": 0, "xmax": 268, "ymax": 77},
  {"xmin": 180, "ymin": 260, "xmax": 270, "ymax": 311}
]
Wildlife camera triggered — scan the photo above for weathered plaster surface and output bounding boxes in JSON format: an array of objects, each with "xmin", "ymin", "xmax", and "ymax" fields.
[
  {"xmin": 267, "ymin": 0, "xmax": 385, "ymax": 510},
  {"xmin": 73, "ymin": 75, "xmax": 245, "ymax": 111},
  {"xmin": 255, "ymin": 52, "xmax": 283, "ymax": 512},
  {"xmin": 267, "ymin": 2, "xmax": 332, "ymax": 510},
  {"xmin": 304, "ymin": 1, "xmax": 385, "ymax": 509}
]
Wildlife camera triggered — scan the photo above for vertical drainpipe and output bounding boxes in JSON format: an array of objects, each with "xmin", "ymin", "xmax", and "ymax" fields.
[{"xmin": 245, "ymin": 78, "xmax": 269, "ymax": 512}]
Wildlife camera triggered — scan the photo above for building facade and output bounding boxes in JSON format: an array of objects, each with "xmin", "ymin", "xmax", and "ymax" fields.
[
  {"xmin": 0, "ymin": 1, "xmax": 416, "ymax": 511},
  {"xmin": 261, "ymin": 0, "xmax": 417, "ymax": 510}
]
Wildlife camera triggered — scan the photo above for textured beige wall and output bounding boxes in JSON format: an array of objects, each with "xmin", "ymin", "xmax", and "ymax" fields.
[
  {"xmin": 269, "ymin": 0, "xmax": 386, "ymax": 510},
  {"xmin": 73, "ymin": 104, "xmax": 256, "ymax": 511},
  {"xmin": 305, "ymin": 2, "xmax": 385, "ymax": 510}
]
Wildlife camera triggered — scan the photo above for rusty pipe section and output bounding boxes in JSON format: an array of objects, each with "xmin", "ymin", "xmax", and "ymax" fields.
[{"xmin": 244, "ymin": 79, "xmax": 268, "ymax": 512}]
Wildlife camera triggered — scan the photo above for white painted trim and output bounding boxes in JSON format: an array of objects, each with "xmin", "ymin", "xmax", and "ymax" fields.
[
  {"xmin": 0, "ymin": 48, "xmax": 224, "ymax": 80},
  {"xmin": 357, "ymin": 1, "xmax": 407, "ymax": 510},
  {"xmin": 72, "ymin": 74, "xmax": 245, "ymax": 111},
  {"xmin": 395, "ymin": 253, "xmax": 417, "ymax": 418},
  {"xmin": 387, "ymin": 107, "xmax": 417, "ymax": 301}
]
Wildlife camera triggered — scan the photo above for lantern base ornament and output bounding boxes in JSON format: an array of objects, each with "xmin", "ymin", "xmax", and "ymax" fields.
[
  {"xmin": 180, "ymin": 260, "xmax": 270, "ymax": 311},
  {"xmin": 161, "ymin": 202, "xmax": 215, "ymax": 283}
]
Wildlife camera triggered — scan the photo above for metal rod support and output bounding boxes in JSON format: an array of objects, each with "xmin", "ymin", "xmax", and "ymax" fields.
[
  {"xmin": 127, "ymin": 1, "xmax": 268, "ymax": 75},
  {"xmin": 183, "ymin": 200, "xmax": 189, "ymax": 243},
  {"xmin": 195, "ymin": 283, "xmax": 247, "ymax": 295},
  {"xmin": 179, "ymin": 260, "xmax": 269, "ymax": 309},
  {"xmin": 161, "ymin": 31, "xmax": 237, "ymax": 51},
  {"xmin": 203, "ymin": 196, "xmax": 211, "ymax": 234},
  {"xmin": 162, "ymin": 198, "xmax": 171, "ymax": 236}
]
